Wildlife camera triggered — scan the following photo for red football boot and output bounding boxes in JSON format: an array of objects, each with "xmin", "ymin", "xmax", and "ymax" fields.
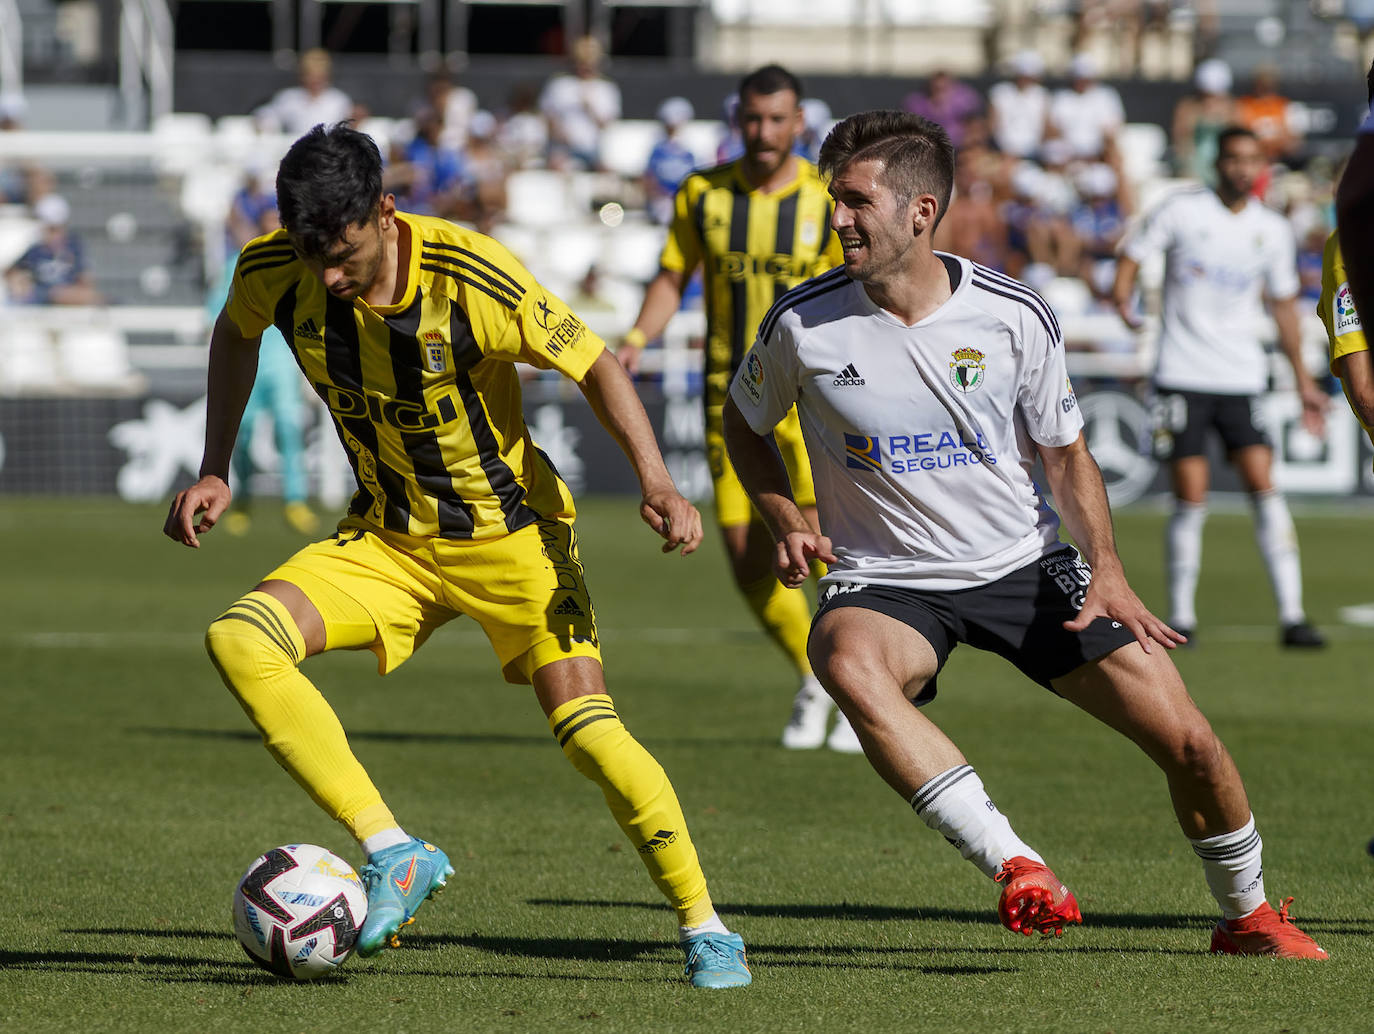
[
  {"xmin": 1210, "ymin": 898, "xmax": 1328, "ymax": 959},
  {"xmin": 995, "ymin": 856, "xmax": 1083, "ymax": 937}
]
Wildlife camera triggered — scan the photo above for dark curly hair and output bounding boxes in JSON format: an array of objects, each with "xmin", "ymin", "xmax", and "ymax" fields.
[{"xmin": 275, "ymin": 123, "xmax": 384, "ymax": 259}]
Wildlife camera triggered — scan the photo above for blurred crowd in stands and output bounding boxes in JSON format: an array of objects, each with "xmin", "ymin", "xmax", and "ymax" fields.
[{"xmin": 0, "ymin": 30, "xmax": 1351, "ymax": 361}]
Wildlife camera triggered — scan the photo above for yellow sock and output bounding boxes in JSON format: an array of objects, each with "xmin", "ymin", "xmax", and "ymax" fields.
[
  {"xmin": 205, "ymin": 591, "xmax": 397, "ymax": 843},
  {"xmin": 549, "ymin": 694, "xmax": 714, "ymax": 927},
  {"xmin": 740, "ymin": 573, "xmax": 813, "ymax": 677}
]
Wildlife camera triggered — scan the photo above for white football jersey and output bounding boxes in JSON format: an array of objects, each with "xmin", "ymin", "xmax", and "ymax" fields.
[
  {"xmin": 730, "ymin": 257, "xmax": 1083, "ymax": 590},
  {"xmin": 1120, "ymin": 185, "xmax": 1299, "ymax": 396}
]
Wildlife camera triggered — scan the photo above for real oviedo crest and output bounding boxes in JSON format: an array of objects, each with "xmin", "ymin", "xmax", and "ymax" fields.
[{"xmin": 948, "ymin": 346, "xmax": 986, "ymax": 394}]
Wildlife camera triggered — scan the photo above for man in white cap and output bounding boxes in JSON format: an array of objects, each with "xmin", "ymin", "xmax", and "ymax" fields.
[
  {"xmin": 989, "ymin": 51, "xmax": 1049, "ymax": 160},
  {"xmin": 1048, "ymin": 52, "xmax": 1124, "ymax": 162},
  {"xmin": 5, "ymin": 194, "xmax": 104, "ymax": 305},
  {"xmin": 645, "ymin": 97, "xmax": 697, "ymax": 225}
]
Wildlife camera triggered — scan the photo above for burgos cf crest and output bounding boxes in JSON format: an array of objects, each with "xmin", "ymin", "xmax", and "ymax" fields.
[
  {"xmin": 421, "ymin": 330, "xmax": 446, "ymax": 373},
  {"xmin": 949, "ymin": 347, "xmax": 986, "ymax": 394}
]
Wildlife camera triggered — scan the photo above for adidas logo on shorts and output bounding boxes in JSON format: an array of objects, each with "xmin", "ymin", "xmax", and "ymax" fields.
[
  {"xmin": 553, "ymin": 595, "xmax": 585, "ymax": 617},
  {"xmin": 832, "ymin": 363, "xmax": 865, "ymax": 386}
]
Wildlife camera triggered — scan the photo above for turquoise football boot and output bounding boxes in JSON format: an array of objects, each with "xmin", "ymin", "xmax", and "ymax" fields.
[
  {"xmin": 682, "ymin": 931, "xmax": 752, "ymax": 988},
  {"xmin": 356, "ymin": 838, "xmax": 453, "ymax": 957}
]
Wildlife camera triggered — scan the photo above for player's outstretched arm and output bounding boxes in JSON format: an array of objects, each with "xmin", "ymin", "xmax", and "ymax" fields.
[
  {"xmin": 1038, "ymin": 433, "xmax": 1184, "ymax": 652},
  {"xmin": 577, "ymin": 349, "xmax": 703, "ymax": 555},
  {"xmin": 722, "ymin": 398, "xmax": 836, "ymax": 588},
  {"xmin": 1271, "ymin": 294, "xmax": 1329, "ymax": 437},
  {"xmin": 1110, "ymin": 255, "xmax": 1143, "ymax": 330},
  {"xmin": 617, "ymin": 267, "xmax": 687, "ymax": 377},
  {"xmin": 163, "ymin": 310, "xmax": 263, "ymax": 548}
]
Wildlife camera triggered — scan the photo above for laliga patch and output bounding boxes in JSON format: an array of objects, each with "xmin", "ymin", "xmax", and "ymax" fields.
[
  {"xmin": 1335, "ymin": 282, "xmax": 1363, "ymax": 335},
  {"xmin": 741, "ymin": 351, "xmax": 765, "ymax": 403},
  {"xmin": 949, "ymin": 347, "xmax": 986, "ymax": 394},
  {"xmin": 421, "ymin": 330, "xmax": 446, "ymax": 373}
]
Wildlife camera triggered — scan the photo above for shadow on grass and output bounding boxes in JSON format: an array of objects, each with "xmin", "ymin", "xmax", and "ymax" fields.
[{"xmin": 127, "ymin": 726, "xmax": 783, "ymax": 749}]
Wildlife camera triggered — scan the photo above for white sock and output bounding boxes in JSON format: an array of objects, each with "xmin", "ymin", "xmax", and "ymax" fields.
[
  {"xmin": 679, "ymin": 911, "xmax": 731, "ymax": 942},
  {"xmin": 1190, "ymin": 814, "xmax": 1266, "ymax": 920},
  {"xmin": 1252, "ymin": 489, "xmax": 1306, "ymax": 626},
  {"xmin": 1166, "ymin": 501, "xmax": 1206, "ymax": 628},
  {"xmin": 910, "ymin": 765, "xmax": 1043, "ymax": 879},
  {"xmin": 361, "ymin": 827, "xmax": 411, "ymax": 859}
]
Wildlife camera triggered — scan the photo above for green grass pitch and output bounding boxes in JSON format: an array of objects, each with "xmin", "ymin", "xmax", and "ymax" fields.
[{"xmin": 2, "ymin": 496, "xmax": 1371, "ymax": 1033}]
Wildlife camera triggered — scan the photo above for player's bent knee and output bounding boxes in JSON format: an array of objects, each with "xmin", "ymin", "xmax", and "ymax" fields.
[{"xmin": 205, "ymin": 591, "xmax": 307, "ymax": 689}]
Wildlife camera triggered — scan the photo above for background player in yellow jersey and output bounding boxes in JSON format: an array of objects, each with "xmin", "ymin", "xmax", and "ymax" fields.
[
  {"xmin": 163, "ymin": 124, "xmax": 751, "ymax": 988},
  {"xmin": 618, "ymin": 65, "xmax": 855, "ymax": 751}
]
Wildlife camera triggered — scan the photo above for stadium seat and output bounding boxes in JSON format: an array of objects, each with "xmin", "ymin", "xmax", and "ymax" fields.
[
  {"xmin": 598, "ymin": 221, "xmax": 667, "ymax": 284},
  {"xmin": 0, "ymin": 325, "xmax": 59, "ymax": 393},
  {"xmin": 180, "ymin": 166, "xmax": 241, "ymax": 227},
  {"xmin": 528, "ymin": 223, "xmax": 605, "ymax": 285},
  {"xmin": 505, "ymin": 170, "xmax": 581, "ymax": 227},
  {"xmin": 600, "ymin": 120, "xmax": 662, "ymax": 180},
  {"xmin": 57, "ymin": 326, "xmax": 137, "ymax": 388},
  {"xmin": 151, "ymin": 112, "xmax": 214, "ymax": 175},
  {"xmin": 0, "ymin": 215, "xmax": 39, "ymax": 268},
  {"xmin": 678, "ymin": 120, "xmax": 726, "ymax": 167},
  {"xmin": 1117, "ymin": 123, "xmax": 1168, "ymax": 187}
]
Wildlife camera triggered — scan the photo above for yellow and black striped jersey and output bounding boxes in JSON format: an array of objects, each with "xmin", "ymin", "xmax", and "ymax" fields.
[
  {"xmin": 659, "ymin": 158, "xmax": 843, "ymax": 409},
  {"xmin": 225, "ymin": 211, "xmax": 604, "ymax": 540}
]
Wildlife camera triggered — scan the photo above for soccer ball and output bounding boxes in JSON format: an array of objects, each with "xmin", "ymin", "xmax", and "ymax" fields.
[{"xmin": 232, "ymin": 843, "xmax": 369, "ymax": 980}]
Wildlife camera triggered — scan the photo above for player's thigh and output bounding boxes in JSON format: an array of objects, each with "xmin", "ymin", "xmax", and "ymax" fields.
[
  {"xmin": 1151, "ymin": 389, "xmax": 1210, "ymax": 462},
  {"xmin": 263, "ymin": 524, "xmax": 449, "ymax": 672},
  {"xmin": 1228, "ymin": 443, "xmax": 1275, "ymax": 493},
  {"xmin": 704, "ymin": 418, "xmax": 755, "ymax": 529},
  {"xmin": 810, "ymin": 588, "xmax": 944, "ymax": 705},
  {"xmin": 1052, "ymin": 643, "xmax": 1216, "ymax": 763},
  {"xmin": 436, "ymin": 516, "xmax": 601, "ymax": 685},
  {"xmin": 774, "ymin": 405, "xmax": 817, "ymax": 509}
]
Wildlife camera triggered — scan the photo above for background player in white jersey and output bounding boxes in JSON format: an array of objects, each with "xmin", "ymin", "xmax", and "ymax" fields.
[
  {"xmin": 723, "ymin": 110, "xmax": 1326, "ymax": 958},
  {"xmin": 1112, "ymin": 126, "xmax": 1327, "ymax": 649}
]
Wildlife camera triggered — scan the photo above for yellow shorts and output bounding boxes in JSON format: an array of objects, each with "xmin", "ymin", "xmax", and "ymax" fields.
[
  {"xmin": 706, "ymin": 403, "xmax": 816, "ymax": 527},
  {"xmin": 264, "ymin": 515, "xmax": 600, "ymax": 684}
]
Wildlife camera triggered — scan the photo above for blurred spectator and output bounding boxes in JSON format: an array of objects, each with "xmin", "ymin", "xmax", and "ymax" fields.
[
  {"xmin": 716, "ymin": 93, "xmax": 745, "ymax": 164},
  {"xmin": 903, "ymin": 70, "xmax": 983, "ymax": 151},
  {"xmin": 1025, "ymin": 140, "xmax": 1084, "ymax": 277},
  {"xmin": 1235, "ymin": 65, "xmax": 1301, "ymax": 167},
  {"xmin": 419, "ymin": 71, "xmax": 478, "ymax": 152},
  {"xmin": 387, "ymin": 106, "xmax": 467, "ymax": 219},
  {"xmin": 215, "ymin": 206, "xmax": 318, "ymax": 538},
  {"xmin": 5, "ymin": 195, "xmax": 103, "ymax": 305},
  {"xmin": 254, "ymin": 48, "xmax": 353, "ymax": 136},
  {"xmin": 539, "ymin": 35, "xmax": 621, "ymax": 170},
  {"xmin": 1048, "ymin": 53, "xmax": 1124, "ymax": 162},
  {"xmin": 1070, "ymin": 162, "xmax": 1129, "ymax": 300},
  {"xmin": 798, "ymin": 98, "xmax": 834, "ymax": 162},
  {"xmin": 497, "ymin": 83, "xmax": 549, "ymax": 170},
  {"xmin": 226, "ymin": 165, "xmax": 278, "ymax": 255},
  {"xmin": 1172, "ymin": 57, "xmax": 1235, "ymax": 184},
  {"xmin": 935, "ymin": 148, "xmax": 1008, "ymax": 271},
  {"xmin": 988, "ymin": 51, "xmax": 1050, "ymax": 160},
  {"xmin": 645, "ymin": 97, "xmax": 698, "ymax": 226},
  {"xmin": 455, "ymin": 111, "xmax": 509, "ymax": 233}
]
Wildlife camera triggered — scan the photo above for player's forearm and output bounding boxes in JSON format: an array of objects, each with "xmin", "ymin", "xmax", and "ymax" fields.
[
  {"xmin": 1336, "ymin": 136, "xmax": 1374, "ymax": 321},
  {"xmin": 1338, "ymin": 352, "xmax": 1374, "ymax": 426},
  {"xmin": 1039, "ymin": 435, "xmax": 1123, "ymax": 575},
  {"xmin": 722, "ymin": 400, "xmax": 807, "ymax": 541},
  {"xmin": 199, "ymin": 311, "xmax": 261, "ymax": 480},
  {"xmin": 1109, "ymin": 255, "xmax": 1138, "ymax": 312},
  {"xmin": 628, "ymin": 269, "xmax": 687, "ymax": 343},
  {"xmin": 578, "ymin": 350, "xmax": 675, "ymax": 495},
  {"xmin": 1271, "ymin": 299, "xmax": 1312, "ymax": 386}
]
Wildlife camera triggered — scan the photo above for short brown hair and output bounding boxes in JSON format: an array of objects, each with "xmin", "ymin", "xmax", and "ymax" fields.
[{"xmin": 818, "ymin": 110, "xmax": 955, "ymax": 227}]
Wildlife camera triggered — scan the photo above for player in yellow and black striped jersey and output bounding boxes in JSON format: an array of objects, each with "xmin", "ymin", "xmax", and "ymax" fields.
[
  {"xmin": 1317, "ymin": 231, "xmax": 1374, "ymax": 459},
  {"xmin": 618, "ymin": 65, "xmax": 853, "ymax": 753},
  {"xmin": 164, "ymin": 124, "xmax": 752, "ymax": 987}
]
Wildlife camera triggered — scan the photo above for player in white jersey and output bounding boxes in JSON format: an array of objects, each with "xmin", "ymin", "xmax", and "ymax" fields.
[
  {"xmin": 724, "ymin": 110, "xmax": 1327, "ymax": 958},
  {"xmin": 1112, "ymin": 126, "xmax": 1327, "ymax": 649}
]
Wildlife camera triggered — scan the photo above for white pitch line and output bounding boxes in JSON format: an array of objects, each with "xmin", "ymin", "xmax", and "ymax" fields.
[{"xmin": 9, "ymin": 627, "xmax": 766, "ymax": 649}]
